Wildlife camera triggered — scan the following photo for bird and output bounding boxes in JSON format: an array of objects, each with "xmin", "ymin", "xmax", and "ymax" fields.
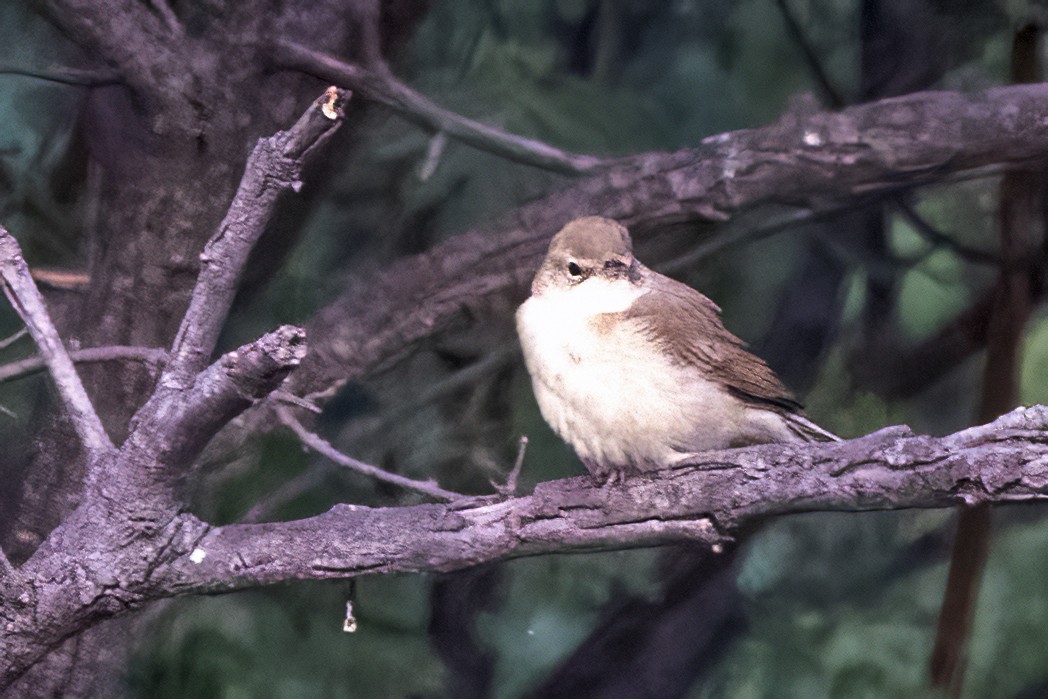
[{"xmin": 516, "ymin": 216, "xmax": 838, "ymax": 483}]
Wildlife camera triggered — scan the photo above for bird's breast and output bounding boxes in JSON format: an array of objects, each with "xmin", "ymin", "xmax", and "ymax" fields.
[{"xmin": 516, "ymin": 282, "xmax": 738, "ymax": 468}]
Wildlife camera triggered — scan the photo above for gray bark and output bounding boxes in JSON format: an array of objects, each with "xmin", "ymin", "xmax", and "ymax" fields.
[
  {"xmin": 4, "ymin": 404, "xmax": 1047, "ymax": 687},
  {"xmin": 4, "ymin": 3, "xmax": 1048, "ymax": 691}
]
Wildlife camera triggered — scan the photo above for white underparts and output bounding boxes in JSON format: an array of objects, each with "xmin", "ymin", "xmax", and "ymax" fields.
[{"xmin": 517, "ymin": 277, "xmax": 798, "ymax": 471}]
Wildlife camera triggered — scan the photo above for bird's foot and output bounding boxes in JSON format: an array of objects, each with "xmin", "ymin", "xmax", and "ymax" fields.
[{"xmin": 586, "ymin": 462, "xmax": 631, "ymax": 488}]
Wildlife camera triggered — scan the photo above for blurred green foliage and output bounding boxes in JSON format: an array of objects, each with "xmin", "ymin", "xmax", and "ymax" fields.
[{"xmin": 2, "ymin": 0, "xmax": 1048, "ymax": 697}]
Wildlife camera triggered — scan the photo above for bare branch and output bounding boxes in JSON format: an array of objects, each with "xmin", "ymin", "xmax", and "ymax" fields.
[
  {"xmin": 164, "ymin": 406, "xmax": 1048, "ymax": 593},
  {"xmin": 0, "ymin": 328, "xmax": 28, "ymax": 351},
  {"xmin": 273, "ymin": 41, "xmax": 611, "ymax": 175},
  {"xmin": 105, "ymin": 326, "xmax": 309, "ymax": 503},
  {"xmin": 42, "ymin": 0, "xmax": 196, "ymax": 125},
  {"xmin": 893, "ymin": 198, "xmax": 999, "ymax": 266},
  {"xmin": 162, "ymin": 87, "xmax": 349, "ymax": 386},
  {"xmin": 0, "ymin": 346, "xmax": 166, "ymax": 385},
  {"xmin": 283, "ymin": 83, "xmax": 1048, "ymax": 406},
  {"xmin": 269, "ymin": 390, "xmax": 322, "ymax": 414},
  {"xmin": 494, "ymin": 435, "xmax": 528, "ymax": 497},
  {"xmin": 0, "ymin": 227, "xmax": 113, "ymax": 455},
  {"xmin": 5, "ymin": 406, "xmax": 1048, "ymax": 686},
  {"xmin": 277, "ymin": 406, "xmax": 463, "ymax": 502},
  {"xmin": 773, "ymin": 0, "xmax": 846, "ymax": 107},
  {"xmin": 0, "ymin": 65, "xmax": 120, "ymax": 87}
]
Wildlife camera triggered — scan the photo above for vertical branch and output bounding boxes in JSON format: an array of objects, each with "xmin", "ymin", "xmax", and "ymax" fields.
[
  {"xmin": 929, "ymin": 23, "xmax": 1045, "ymax": 696},
  {"xmin": 0, "ymin": 227, "xmax": 113, "ymax": 456},
  {"xmin": 162, "ymin": 87, "xmax": 349, "ymax": 386}
]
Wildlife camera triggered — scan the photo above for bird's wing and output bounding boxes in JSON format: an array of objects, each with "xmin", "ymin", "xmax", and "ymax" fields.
[{"xmin": 624, "ymin": 270, "xmax": 805, "ymax": 414}]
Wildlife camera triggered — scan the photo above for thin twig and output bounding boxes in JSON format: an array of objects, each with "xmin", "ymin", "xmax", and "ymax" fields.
[
  {"xmin": 419, "ymin": 131, "xmax": 448, "ymax": 181},
  {"xmin": 277, "ymin": 406, "xmax": 463, "ymax": 502},
  {"xmin": 495, "ymin": 435, "xmax": 528, "ymax": 497},
  {"xmin": 338, "ymin": 346, "xmax": 518, "ymax": 444},
  {"xmin": 0, "ymin": 227, "xmax": 112, "ymax": 455},
  {"xmin": 239, "ymin": 462, "xmax": 330, "ymax": 523},
  {"xmin": 0, "ymin": 328, "xmax": 27, "ymax": 351},
  {"xmin": 0, "ymin": 65, "xmax": 121, "ymax": 87},
  {"xmin": 0, "ymin": 345, "xmax": 167, "ymax": 385},
  {"xmin": 273, "ymin": 41, "xmax": 611, "ymax": 176},
  {"xmin": 893, "ymin": 198, "xmax": 999, "ymax": 266},
  {"xmin": 772, "ymin": 0, "xmax": 846, "ymax": 107},
  {"xmin": 270, "ymin": 390, "xmax": 322, "ymax": 414},
  {"xmin": 29, "ymin": 268, "xmax": 91, "ymax": 290}
]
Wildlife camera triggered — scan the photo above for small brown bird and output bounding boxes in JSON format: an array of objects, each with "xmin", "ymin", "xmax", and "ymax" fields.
[{"xmin": 516, "ymin": 216, "xmax": 838, "ymax": 482}]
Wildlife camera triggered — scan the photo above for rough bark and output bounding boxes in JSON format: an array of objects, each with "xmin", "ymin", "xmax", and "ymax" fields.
[
  {"xmin": 4, "ymin": 404, "xmax": 1048, "ymax": 687},
  {"xmin": 284, "ymin": 83, "xmax": 1048, "ymax": 405},
  {"xmin": 3, "ymin": 6, "xmax": 1048, "ymax": 692},
  {"xmin": 0, "ymin": 85, "xmax": 344, "ymax": 692}
]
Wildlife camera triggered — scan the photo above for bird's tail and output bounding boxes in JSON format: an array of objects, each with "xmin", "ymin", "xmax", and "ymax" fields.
[{"xmin": 784, "ymin": 412, "xmax": 841, "ymax": 443}]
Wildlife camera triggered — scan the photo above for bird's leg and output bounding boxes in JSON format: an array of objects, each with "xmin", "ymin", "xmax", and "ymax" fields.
[{"xmin": 583, "ymin": 458, "xmax": 631, "ymax": 487}]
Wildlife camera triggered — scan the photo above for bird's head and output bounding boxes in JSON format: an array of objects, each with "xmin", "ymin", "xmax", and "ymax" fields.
[{"xmin": 532, "ymin": 216, "xmax": 639, "ymax": 295}]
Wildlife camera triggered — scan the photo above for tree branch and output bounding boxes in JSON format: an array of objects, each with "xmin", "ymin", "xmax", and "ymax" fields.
[
  {"xmin": 4, "ymin": 406, "xmax": 1048, "ymax": 687},
  {"xmin": 163, "ymin": 87, "xmax": 349, "ymax": 386},
  {"xmin": 773, "ymin": 0, "xmax": 847, "ymax": 107},
  {"xmin": 272, "ymin": 40, "xmax": 611, "ymax": 175},
  {"xmin": 276, "ymin": 406, "xmax": 463, "ymax": 502},
  {"xmin": 893, "ymin": 198, "xmax": 999, "ymax": 266},
  {"xmin": 0, "ymin": 64, "xmax": 121, "ymax": 87},
  {"xmin": 284, "ymin": 83, "xmax": 1048, "ymax": 405},
  {"xmin": 0, "ymin": 346, "xmax": 167, "ymax": 385},
  {"xmin": 0, "ymin": 325, "xmax": 308, "ymax": 686},
  {"xmin": 0, "ymin": 227, "xmax": 113, "ymax": 456},
  {"xmin": 163, "ymin": 406, "xmax": 1048, "ymax": 594},
  {"xmin": 97, "ymin": 326, "xmax": 308, "ymax": 505},
  {"xmin": 42, "ymin": 0, "xmax": 197, "ymax": 127}
]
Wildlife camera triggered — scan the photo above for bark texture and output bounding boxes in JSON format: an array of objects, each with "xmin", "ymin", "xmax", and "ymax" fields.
[{"xmin": 4, "ymin": 404, "xmax": 1048, "ymax": 687}]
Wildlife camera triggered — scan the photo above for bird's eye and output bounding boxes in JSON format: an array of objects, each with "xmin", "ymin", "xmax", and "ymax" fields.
[{"xmin": 567, "ymin": 261, "xmax": 583, "ymax": 277}]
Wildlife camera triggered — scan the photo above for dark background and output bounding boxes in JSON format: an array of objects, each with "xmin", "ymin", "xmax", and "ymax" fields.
[{"xmin": 1, "ymin": 0, "xmax": 1046, "ymax": 696}]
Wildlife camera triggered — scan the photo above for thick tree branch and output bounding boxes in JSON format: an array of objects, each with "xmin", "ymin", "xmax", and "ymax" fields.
[
  {"xmin": 273, "ymin": 41, "xmax": 611, "ymax": 175},
  {"xmin": 0, "ymin": 326, "xmax": 309, "ymax": 685},
  {"xmin": 94, "ymin": 326, "xmax": 308, "ymax": 505},
  {"xmin": 42, "ymin": 0, "xmax": 198, "ymax": 128},
  {"xmin": 3, "ymin": 406, "xmax": 1047, "ymax": 687},
  {"xmin": 168, "ymin": 406, "xmax": 1048, "ymax": 593},
  {"xmin": 285, "ymin": 83, "xmax": 1048, "ymax": 404},
  {"xmin": 0, "ymin": 228, "xmax": 113, "ymax": 456},
  {"xmin": 163, "ymin": 87, "xmax": 349, "ymax": 386}
]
